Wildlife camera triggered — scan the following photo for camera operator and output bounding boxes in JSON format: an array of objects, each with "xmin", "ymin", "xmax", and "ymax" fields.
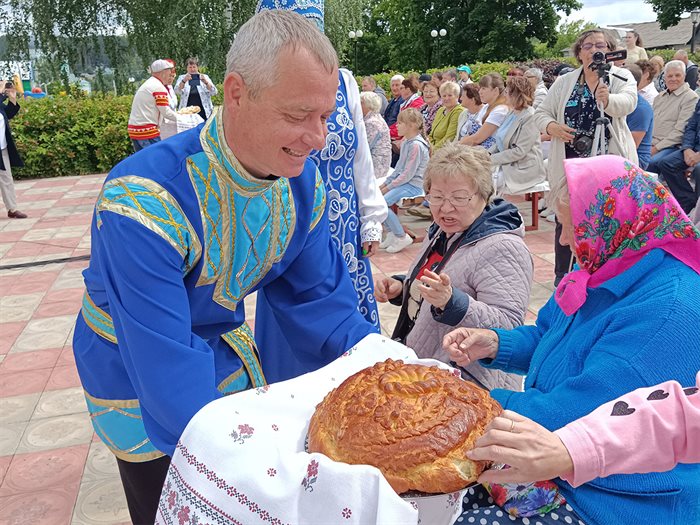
[
  {"xmin": 0, "ymin": 80, "xmax": 27, "ymax": 219},
  {"xmin": 534, "ymin": 28, "xmax": 637, "ymax": 286}
]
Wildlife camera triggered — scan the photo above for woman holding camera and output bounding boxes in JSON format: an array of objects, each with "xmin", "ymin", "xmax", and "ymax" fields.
[
  {"xmin": 1, "ymin": 80, "xmax": 26, "ymax": 219},
  {"xmin": 534, "ymin": 28, "xmax": 637, "ymax": 285},
  {"xmin": 174, "ymin": 57, "xmax": 218, "ymax": 120}
]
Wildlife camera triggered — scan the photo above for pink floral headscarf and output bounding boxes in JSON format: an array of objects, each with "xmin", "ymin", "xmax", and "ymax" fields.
[{"xmin": 555, "ymin": 155, "xmax": 700, "ymax": 316}]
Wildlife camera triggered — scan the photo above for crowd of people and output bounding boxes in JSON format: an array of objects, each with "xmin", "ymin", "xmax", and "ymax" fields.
[{"xmin": 29, "ymin": 6, "xmax": 696, "ymax": 524}]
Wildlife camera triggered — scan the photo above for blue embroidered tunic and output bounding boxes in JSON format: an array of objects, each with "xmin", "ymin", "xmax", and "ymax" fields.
[{"xmin": 73, "ymin": 109, "xmax": 372, "ymax": 461}]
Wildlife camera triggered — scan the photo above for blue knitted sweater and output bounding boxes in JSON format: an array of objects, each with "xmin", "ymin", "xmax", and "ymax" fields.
[{"xmin": 488, "ymin": 249, "xmax": 700, "ymax": 525}]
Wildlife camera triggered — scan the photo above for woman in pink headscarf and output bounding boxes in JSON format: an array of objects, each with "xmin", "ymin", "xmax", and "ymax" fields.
[{"xmin": 444, "ymin": 155, "xmax": 700, "ymax": 525}]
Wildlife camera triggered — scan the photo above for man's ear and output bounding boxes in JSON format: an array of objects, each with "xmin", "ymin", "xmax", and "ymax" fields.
[{"xmin": 224, "ymin": 72, "xmax": 246, "ymax": 110}]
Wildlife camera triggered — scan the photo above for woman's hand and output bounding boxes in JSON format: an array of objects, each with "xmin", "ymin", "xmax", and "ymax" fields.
[
  {"xmin": 594, "ymin": 81, "xmax": 610, "ymax": 108},
  {"xmin": 362, "ymin": 241, "xmax": 379, "ymax": 257},
  {"xmin": 442, "ymin": 328, "xmax": 499, "ymax": 366},
  {"xmin": 418, "ymin": 270, "xmax": 452, "ymax": 310},
  {"xmin": 375, "ymin": 277, "xmax": 403, "ymax": 302},
  {"xmin": 467, "ymin": 410, "xmax": 575, "ymax": 484},
  {"xmin": 545, "ymin": 121, "xmax": 576, "ymax": 143}
]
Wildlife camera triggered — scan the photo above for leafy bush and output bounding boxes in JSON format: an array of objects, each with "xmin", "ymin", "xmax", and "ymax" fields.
[
  {"xmin": 11, "ymin": 95, "xmax": 133, "ymax": 179},
  {"xmin": 646, "ymin": 49, "xmax": 700, "ymax": 64}
]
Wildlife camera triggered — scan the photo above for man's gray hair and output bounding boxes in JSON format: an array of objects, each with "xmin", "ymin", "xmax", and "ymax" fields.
[
  {"xmin": 665, "ymin": 60, "xmax": 686, "ymax": 74},
  {"xmin": 226, "ymin": 10, "xmax": 338, "ymax": 98},
  {"xmin": 390, "ymin": 74, "xmax": 405, "ymax": 83},
  {"xmin": 363, "ymin": 76, "xmax": 377, "ymax": 88},
  {"xmin": 359, "ymin": 91, "xmax": 382, "ymax": 113}
]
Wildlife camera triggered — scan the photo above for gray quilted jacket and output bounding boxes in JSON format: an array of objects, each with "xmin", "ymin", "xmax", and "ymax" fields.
[{"xmin": 399, "ymin": 199, "xmax": 533, "ymax": 392}]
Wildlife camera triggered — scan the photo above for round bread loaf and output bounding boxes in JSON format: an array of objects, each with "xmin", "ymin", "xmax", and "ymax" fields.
[{"xmin": 307, "ymin": 359, "xmax": 501, "ymax": 494}]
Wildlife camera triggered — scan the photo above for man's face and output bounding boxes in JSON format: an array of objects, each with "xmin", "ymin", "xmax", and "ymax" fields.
[
  {"xmin": 223, "ymin": 47, "xmax": 338, "ymax": 179},
  {"xmin": 361, "ymin": 79, "xmax": 373, "ymax": 92},
  {"xmin": 390, "ymin": 80, "xmax": 402, "ymax": 97},
  {"xmin": 665, "ymin": 68, "xmax": 685, "ymax": 92}
]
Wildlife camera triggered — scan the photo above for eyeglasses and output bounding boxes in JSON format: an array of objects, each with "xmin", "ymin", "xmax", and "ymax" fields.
[
  {"xmin": 581, "ymin": 43, "xmax": 608, "ymax": 51},
  {"xmin": 426, "ymin": 192, "xmax": 477, "ymax": 207}
]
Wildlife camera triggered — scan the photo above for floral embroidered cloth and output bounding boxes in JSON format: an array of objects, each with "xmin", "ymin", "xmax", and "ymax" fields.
[
  {"xmin": 155, "ymin": 334, "xmax": 468, "ymax": 525},
  {"xmin": 556, "ymin": 155, "xmax": 700, "ymax": 316}
]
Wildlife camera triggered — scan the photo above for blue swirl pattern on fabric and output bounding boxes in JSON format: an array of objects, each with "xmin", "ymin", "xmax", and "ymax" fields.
[{"xmin": 309, "ymin": 73, "xmax": 379, "ymax": 329}]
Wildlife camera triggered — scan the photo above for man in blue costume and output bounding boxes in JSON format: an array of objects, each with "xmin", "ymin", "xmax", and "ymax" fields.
[
  {"xmin": 255, "ymin": 0, "xmax": 388, "ymax": 383},
  {"xmin": 72, "ymin": 10, "xmax": 373, "ymax": 524}
]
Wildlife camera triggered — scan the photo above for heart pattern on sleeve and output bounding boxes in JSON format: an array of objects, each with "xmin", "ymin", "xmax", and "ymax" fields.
[
  {"xmin": 611, "ymin": 401, "xmax": 635, "ymax": 416},
  {"xmin": 646, "ymin": 390, "xmax": 669, "ymax": 401},
  {"xmin": 684, "ymin": 387, "xmax": 698, "ymax": 396}
]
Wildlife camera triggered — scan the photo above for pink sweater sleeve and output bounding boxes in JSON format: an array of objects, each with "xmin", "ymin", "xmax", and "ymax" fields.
[{"xmin": 555, "ymin": 371, "xmax": 700, "ymax": 487}]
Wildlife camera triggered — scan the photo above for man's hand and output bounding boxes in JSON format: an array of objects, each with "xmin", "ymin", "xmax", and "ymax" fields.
[
  {"xmin": 374, "ymin": 277, "xmax": 403, "ymax": 303},
  {"xmin": 651, "ymin": 145, "xmax": 658, "ymax": 156},
  {"xmin": 442, "ymin": 327, "xmax": 499, "ymax": 367},
  {"xmin": 418, "ymin": 270, "xmax": 452, "ymax": 310},
  {"xmin": 467, "ymin": 410, "xmax": 575, "ymax": 484},
  {"xmin": 683, "ymin": 149, "xmax": 697, "ymax": 167}
]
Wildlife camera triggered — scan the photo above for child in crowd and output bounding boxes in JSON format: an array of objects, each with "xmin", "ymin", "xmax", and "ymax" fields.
[{"xmin": 379, "ymin": 108, "xmax": 430, "ymax": 253}]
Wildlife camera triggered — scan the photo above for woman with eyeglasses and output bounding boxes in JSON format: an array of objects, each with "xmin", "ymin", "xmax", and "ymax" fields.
[
  {"xmin": 534, "ymin": 27, "xmax": 637, "ymax": 286},
  {"xmin": 374, "ymin": 143, "xmax": 532, "ymax": 391}
]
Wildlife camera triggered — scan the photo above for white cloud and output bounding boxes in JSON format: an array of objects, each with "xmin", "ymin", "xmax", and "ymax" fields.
[{"xmin": 561, "ymin": 0, "xmax": 659, "ymax": 27}]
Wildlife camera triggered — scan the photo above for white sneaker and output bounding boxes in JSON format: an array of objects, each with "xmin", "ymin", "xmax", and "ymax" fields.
[
  {"xmin": 539, "ymin": 207, "xmax": 550, "ymax": 218},
  {"xmin": 545, "ymin": 212, "xmax": 556, "ymax": 223},
  {"xmin": 385, "ymin": 234, "xmax": 413, "ymax": 253},
  {"xmin": 379, "ymin": 232, "xmax": 396, "ymax": 249}
]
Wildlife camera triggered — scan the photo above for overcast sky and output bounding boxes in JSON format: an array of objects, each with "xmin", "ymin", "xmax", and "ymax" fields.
[{"xmin": 562, "ymin": 0, "xmax": 663, "ymax": 27}]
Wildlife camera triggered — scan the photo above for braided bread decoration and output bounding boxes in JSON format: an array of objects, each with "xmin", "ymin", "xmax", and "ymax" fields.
[{"xmin": 307, "ymin": 359, "xmax": 501, "ymax": 494}]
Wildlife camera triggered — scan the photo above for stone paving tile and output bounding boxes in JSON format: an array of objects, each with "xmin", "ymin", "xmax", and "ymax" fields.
[
  {"xmin": 0, "ymin": 367, "xmax": 52, "ymax": 397},
  {"xmin": 45, "ymin": 365, "xmax": 83, "ymax": 391},
  {"xmin": 12, "ymin": 314, "xmax": 76, "ymax": 353},
  {"xmin": 0, "ymin": 486, "xmax": 79, "ymax": 525},
  {"xmin": 72, "ymin": 478, "xmax": 130, "ymax": 525},
  {"xmin": 0, "ymin": 392, "xmax": 41, "ymax": 424},
  {"xmin": 32, "ymin": 387, "xmax": 87, "ymax": 419},
  {"xmin": 0, "ymin": 347, "xmax": 62, "ymax": 373},
  {"xmin": 15, "ymin": 413, "xmax": 93, "ymax": 454},
  {"xmin": 0, "ymin": 443, "xmax": 89, "ymax": 497},
  {"xmin": 0, "ymin": 321, "xmax": 27, "ymax": 355},
  {"xmin": 0, "ymin": 421, "xmax": 27, "ymax": 456}
]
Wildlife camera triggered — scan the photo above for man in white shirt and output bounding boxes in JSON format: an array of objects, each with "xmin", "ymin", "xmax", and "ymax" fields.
[{"xmin": 127, "ymin": 59, "xmax": 180, "ymax": 152}]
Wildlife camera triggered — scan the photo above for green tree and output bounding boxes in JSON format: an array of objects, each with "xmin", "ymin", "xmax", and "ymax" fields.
[
  {"xmin": 1, "ymin": 0, "xmax": 365, "ymax": 90},
  {"xmin": 533, "ymin": 19, "xmax": 597, "ymax": 58},
  {"xmin": 358, "ymin": 0, "xmax": 581, "ymax": 73},
  {"xmin": 647, "ymin": 1, "xmax": 700, "ymax": 29}
]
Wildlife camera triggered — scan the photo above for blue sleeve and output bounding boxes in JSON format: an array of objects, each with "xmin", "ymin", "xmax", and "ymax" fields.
[
  {"xmin": 482, "ymin": 294, "xmax": 558, "ymax": 375},
  {"xmin": 681, "ymin": 100, "xmax": 700, "ymax": 151},
  {"xmin": 97, "ymin": 212, "xmax": 222, "ymax": 456},
  {"xmin": 258, "ymin": 209, "xmax": 374, "ymax": 369},
  {"xmin": 431, "ymin": 287, "xmax": 470, "ymax": 326},
  {"xmin": 490, "ymin": 294, "xmax": 700, "ymax": 432},
  {"xmin": 626, "ymin": 101, "xmax": 653, "ymax": 133}
]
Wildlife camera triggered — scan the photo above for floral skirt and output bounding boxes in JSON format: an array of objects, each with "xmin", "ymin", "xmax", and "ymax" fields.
[{"xmin": 454, "ymin": 485, "xmax": 586, "ymax": 524}]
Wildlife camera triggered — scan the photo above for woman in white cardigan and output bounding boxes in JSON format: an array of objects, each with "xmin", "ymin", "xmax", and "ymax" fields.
[
  {"xmin": 174, "ymin": 57, "xmax": 218, "ymax": 120},
  {"xmin": 488, "ymin": 76, "xmax": 545, "ymax": 195},
  {"xmin": 534, "ymin": 28, "xmax": 637, "ymax": 284}
]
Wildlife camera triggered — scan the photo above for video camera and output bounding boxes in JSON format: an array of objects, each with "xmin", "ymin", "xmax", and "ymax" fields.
[{"xmin": 588, "ymin": 49, "xmax": 627, "ymax": 83}]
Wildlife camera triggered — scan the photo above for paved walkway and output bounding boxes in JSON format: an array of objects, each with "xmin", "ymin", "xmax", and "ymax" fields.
[{"xmin": 0, "ymin": 174, "xmax": 556, "ymax": 524}]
